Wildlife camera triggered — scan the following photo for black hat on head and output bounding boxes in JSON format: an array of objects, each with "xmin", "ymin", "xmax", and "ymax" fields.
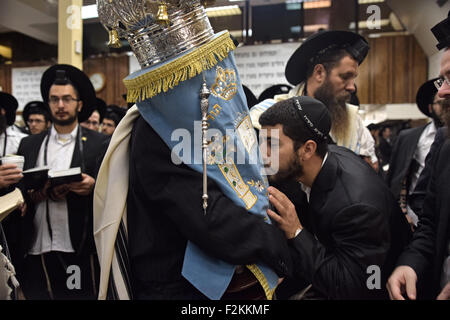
[
  {"xmin": 242, "ymin": 85, "xmax": 258, "ymax": 109},
  {"xmin": 292, "ymin": 96, "xmax": 331, "ymax": 141},
  {"xmin": 103, "ymin": 104, "xmax": 127, "ymax": 126},
  {"xmin": 23, "ymin": 101, "xmax": 51, "ymax": 124},
  {"xmin": 258, "ymin": 84, "xmax": 292, "ymax": 102},
  {"xmin": 0, "ymin": 92, "xmax": 18, "ymax": 126},
  {"xmin": 122, "ymin": 93, "xmax": 134, "ymax": 109},
  {"xmin": 431, "ymin": 11, "xmax": 450, "ymax": 50},
  {"xmin": 285, "ymin": 30, "xmax": 369, "ymax": 86},
  {"xmin": 416, "ymin": 78, "xmax": 439, "ymax": 117},
  {"xmin": 41, "ymin": 64, "xmax": 96, "ymax": 123},
  {"xmin": 94, "ymin": 98, "xmax": 107, "ymax": 122}
]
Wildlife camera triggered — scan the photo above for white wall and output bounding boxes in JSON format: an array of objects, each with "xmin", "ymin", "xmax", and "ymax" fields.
[
  {"xmin": 429, "ymin": 50, "xmax": 444, "ymax": 79},
  {"xmin": 387, "ymin": 0, "xmax": 450, "ymax": 79}
]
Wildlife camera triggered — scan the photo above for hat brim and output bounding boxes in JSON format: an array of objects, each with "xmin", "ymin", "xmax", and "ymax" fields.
[
  {"xmin": 258, "ymin": 84, "xmax": 292, "ymax": 102},
  {"xmin": 0, "ymin": 92, "xmax": 18, "ymax": 126},
  {"xmin": 285, "ymin": 31, "xmax": 368, "ymax": 86},
  {"xmin": 416, "ymin": 78, "xmax": 438, "ymax": 117},
  {"xmin": 22, "ymin": 101, "xmax": 50, "ymax": 123},
  {"xmin": 41, "ymin": 64, "xmax": 96, "ymax": 123}
]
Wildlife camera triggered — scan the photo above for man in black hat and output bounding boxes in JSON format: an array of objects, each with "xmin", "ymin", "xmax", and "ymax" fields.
[
  {"xmin": 80, "ymin": 98, "xmax": 106, "ymax": 132},
  {"xmin": 22, "ymin": 101, "xmax": 52, "ymax": 135},
  {"xmin": 268, "ymin": 30, "xmax": 378, "ymax": 170},
  {"xmin": 100, "ymin": 104, "xmax": 126, "ymax": 136},
  {"xmin": 258, "ymin": 84, "xmax": 292, "ymax": 103},
  {"xmin": 386, "ymin": 78, "xmax": 444, "ymax": 229},
  {"xmin": 0, "ymin": 92, "xmax": 28, "ymax": 156},
  {"xmin": 14, "ymin": 64, "xmax": 110, "ymax": 299},
  {"xmin": 387, "ymin": 12, "xmax": 450, "ymax": 300},
  {"xmin": 259, "ymin": 96, "xmax": 411, "ymax": 299}
]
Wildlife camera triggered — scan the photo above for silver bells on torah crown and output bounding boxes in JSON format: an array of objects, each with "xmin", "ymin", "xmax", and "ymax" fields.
[{"xmin": 97, "ymin": 0, "xmax": 215, "ymax": 69}]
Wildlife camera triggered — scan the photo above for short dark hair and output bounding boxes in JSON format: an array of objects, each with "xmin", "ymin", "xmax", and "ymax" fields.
[
  {"xmin": 259, "ymin": 99, "xmax": 328, "ymax": 158},
  {"xmin": 103, "ymin": 111, "xmax": 120, "ymax": 126},
  {"xmin": 305, "ymin": 48, "xmax": 352, "ymax": 79},
  {"xmin": 51, "ymin": 78, "xmax": 80, "ymax": 100}
]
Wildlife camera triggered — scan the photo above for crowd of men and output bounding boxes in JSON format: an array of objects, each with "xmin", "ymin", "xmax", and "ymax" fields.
[{"xmin": 0, "ymin": 1, "xmax": 449, "ymax": 301}]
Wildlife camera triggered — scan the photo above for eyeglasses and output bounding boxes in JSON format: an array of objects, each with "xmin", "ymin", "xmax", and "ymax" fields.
[
  {"xmin": 434, "ymin": 75, "xmax": 450, "ymax": 90},
  {"xmin": 27, "ymin": 119, "xmax": 45, "ymax": 125},
  {"xmin": 48, "ymin": 96, "xmax": 80, "ymax": 106}
]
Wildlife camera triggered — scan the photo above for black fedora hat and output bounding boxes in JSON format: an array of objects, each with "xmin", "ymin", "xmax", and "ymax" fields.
[
  {"xmin": 285, "ymin": 30, "xmax": 369, "ymax": 86},
  {"xmin": 22, "ymin": 101, "xmax": 51, "ymax": 123},
  {"xmin": 416, "ymin": 78, "xmax": 439, "ymax": 117},
  {"xmin": 431, "ymin": 11, "xmax": 450, "ymax": 50},
  {"xmin": 0, "ymin": 92, "xmax": 18, "ymax": 126},
  {"xmin": 243, "ymin": 85, "xmax": 258, "ymax": 109},
  {"xmin": 94, "ymin": 98, "xmax": 107, "ymax": 122},
  {"xmin": 41, "ymin": 64, "xmax": 96, "ymax": 123},
  {"xmin": 103, "ymin": 104, "xmax": 127, "ymax": 126},
  {"xmin": 258, "ymin": 84, "xmax": 292, "ymax": 102},
  {"xmin": 122, "ymin": 93, "xmax": 134, "ymax": 109}
]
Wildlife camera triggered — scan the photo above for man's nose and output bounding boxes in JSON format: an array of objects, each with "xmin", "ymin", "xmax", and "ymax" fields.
[{"xmin": 345, "ymin": 80, "xmax": 356, "ymax": 93}]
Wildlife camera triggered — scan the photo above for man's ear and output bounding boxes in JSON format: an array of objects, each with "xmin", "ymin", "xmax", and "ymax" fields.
[
  {"xmin": 301, "ymin": 140, "xmax": 318, "ymax": 161},
  {"xmin": 0, "ymin": 108, "xmax": 5, "ymax": 116},
  {"xmin": 312, "ymin": 64, "xmax": 327, "ymax": 84},
  {"xmin": 77, "ymin": 101, "xmax": 83, "ymax": 113}
]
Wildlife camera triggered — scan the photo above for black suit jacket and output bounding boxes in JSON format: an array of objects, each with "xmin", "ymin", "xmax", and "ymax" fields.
[
  {"xmin": 14, "ymin": 126, "xmax": 110, "ymax": 259},
  {"xmin": 396, "ymin": 137, "xmax": 450, "ymax": 298},
  {"xmin": 387, "ymin": 125, "xmax": 427, "ymax": 199},
  {"xmin": 127, "ymin": 116, "xmax": 292, "ymax": 299},
  {"xmin": 288, "ymin": 145, "xmax": 411, "ymax": 299},
  {"xmin": 409, "ymin": 127, "xmax": 447, "ymax": 216}
]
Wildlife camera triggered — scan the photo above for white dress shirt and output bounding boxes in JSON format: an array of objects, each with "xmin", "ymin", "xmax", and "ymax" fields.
[
  {"xmin": 406, "ymin": 121, "xmax": 437, "ymax": 226},
  {"xmin": 0, "ymin": 126, "xmax": 28, "ymax": 156},
  {"xmin": 29, "ymin": 125, "xmax": 78, "ymax": 255}
]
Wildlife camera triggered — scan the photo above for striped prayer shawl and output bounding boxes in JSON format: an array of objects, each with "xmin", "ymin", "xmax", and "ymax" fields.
[{"xmin": 94, "ymin": 106, "xmax": 140, "ymax": 300}]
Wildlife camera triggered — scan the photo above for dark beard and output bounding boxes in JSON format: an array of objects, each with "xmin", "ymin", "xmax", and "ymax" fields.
[
  {"xmin": 268, "ymin": 153, "xmax": 304, "ymax": 184},
  {"xmin": 51, "ymin": 113, "xmax": 78, "ymax": 126},
  {"xmin": 441, "ymin": 98, "xmax": 450, "ymax": 137},
  {"xmin": 314, "ymin": 80, "xmax": 350, "ymax": 142},
  {"xmin": 0, "ymin": 113, "xmax": 7, "ymax": 135}
]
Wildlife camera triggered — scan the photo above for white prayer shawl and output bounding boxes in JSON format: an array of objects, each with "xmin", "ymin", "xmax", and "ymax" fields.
[
  {"xmin": 93, "ymin": 105, "xmax": 140, "ymax": 300},
  {"xmin": 273, "ymin": 82, "xmax": 376, "ymax": 160}
]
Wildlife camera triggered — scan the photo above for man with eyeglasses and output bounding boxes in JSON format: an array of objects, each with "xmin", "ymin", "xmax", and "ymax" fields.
[
  {"xmin": 22, "ymin": 101, "xmax": 52, "ymax": 135},
  {"xmin": 386, "ymin": 79, "xmax": 444, "ymax": 230},
  {"xmin": 387, "ymin": 12, "xmax": 450, "ymax": 300},
  {"xmin": 13, "ymin": 64, "xmax": 110, "ymax": 300}
]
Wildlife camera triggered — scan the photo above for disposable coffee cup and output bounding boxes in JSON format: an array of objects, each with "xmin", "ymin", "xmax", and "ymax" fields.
[{"xmin": 0, "ymin": 155, "xmax": 25, "ymax": 170}]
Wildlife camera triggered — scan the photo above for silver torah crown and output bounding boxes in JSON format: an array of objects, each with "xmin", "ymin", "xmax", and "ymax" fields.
[{"xmin": 96, "ymin": 0, "xmax": 215, "ymax": 69}]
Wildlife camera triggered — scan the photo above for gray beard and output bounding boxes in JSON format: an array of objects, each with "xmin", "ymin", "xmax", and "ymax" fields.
[{"xmin": 441, "ymin": 98, "xmax": 450, "ymax": 138}]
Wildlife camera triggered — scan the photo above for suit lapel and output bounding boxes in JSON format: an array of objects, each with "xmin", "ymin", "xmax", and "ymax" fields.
[
  {"xmin": 25, "ymin": 131, "xmax": 48, "ymax": 169},
  {"xmin": 70, "ymin": 125, "xmax": 84, "ymax": 170}
]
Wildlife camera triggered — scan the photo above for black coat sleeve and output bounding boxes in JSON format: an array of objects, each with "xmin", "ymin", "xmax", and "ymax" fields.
[
  {"xmin": 287, "ymin": 203, "xmax": 390, "ymax": 299},
  {"xmin": 395, "ymin": 145, "xmax": 442, "ymax": 279},
  {"xmin": 156, "ymin": 170, "xmax": 292, "ymax": 277}
]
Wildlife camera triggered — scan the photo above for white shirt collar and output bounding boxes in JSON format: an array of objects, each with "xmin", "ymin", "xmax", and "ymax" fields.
[
  {"xmin": 299, "ymin": 152, "xmax": 328, "ymax": 202},
  {"xmin": 50, "ymin": 124, "xmax": 78, "ymax": 145}
]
